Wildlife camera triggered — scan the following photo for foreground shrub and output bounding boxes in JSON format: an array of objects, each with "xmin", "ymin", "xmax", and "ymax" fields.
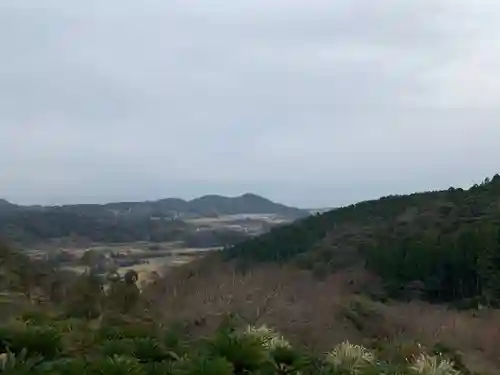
[
  {"xmin": 431, "ymin": 343, "xmax": 469, "ymax": 375},
  {"xmin": 87, "ymin": 355, "xmax": 145, "ymax": 375},
  {"xmin": 35, "ymin": 358, "xmax": 88, "ymax": 375},
  {"xmin": 0, "ymin": 310, "xmax": 474, "ymax": 375},
  {"xmin": 173, "ymin": 355, "xmax": 234, "ymax": 375},
  {"xmin": 130, "ymin": 337, "xmax": 173, "ymax": 363},
  {"xmin": 18, "ymin": 309, "xmax": 58, "ymax": 326},
  {"xmin": 268, "ymin": 346, "xmax": 311, "ymax": 375},
  {"xmin": 142, "ymin": 360, "xmax": 174, "ymax": 375},
  {"xmin": 101, "ymin": 339, "xmax": 136, "ymax": 358},
  {"xmin": 0, "ymin": 323, "xmax": 62, "ymax": 359},
  {"xmin": 96, "ymin": 313, "xmax": 157, "ymax": 341},
  {"xmin": 207, "ymin": 330, "xmax": 268, "ymax": 373},
  {"xmin": 243, "ymin": 325, "xmax": 291, "ymax": 350},
  {"xmin": 369, "ymin": 339, "xmax": 425, "ymax": 368},
  {"xmin": 0, "ymin": 348, "xmax": 41, "ymax": 375},
  {"xmin": 240, "ymin": 325, "xmax": 309, "ymax": 375},
  {"xmin": 325, "ymin": 341, "xmax": 375, "ymax": 375},
  {"xmin": 162, "ymin": 323, "xmax": 189, "ymax": 357},
  {"xmin": 409, "ymin": 353, "xmax": 460, "ymax": 375}
]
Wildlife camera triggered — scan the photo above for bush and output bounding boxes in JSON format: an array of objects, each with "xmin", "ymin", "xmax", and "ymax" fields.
[
  {"xmin": 325, "ymin": 341, "xmax": 376, "ymax": 375},
  {"xmin": 206, "ymin": 331, "xmax": 268, "ymax": 373},
  {"xmin": 36, "ymin": 358, "xmax": 88, "ymax": 375},
  {"xmin": 101, "ymin": 339, "xmax": 135, "ymax": 358},
  {"xmin": 432, "ymin": 343, "xmax": 470, "ymax": 375},
  {"xmin": 18, "ymin": 309, "xmax": 57, "ymax": 326},
  {"xmin": 269, "ymin": 346, "xmax": 311, "ymax": 375},
  {"xmin": 0, "ymin": 348, "xmax": 41, "ymax": 375},
  {"xmin": 0, "ymin": 307, "xmax": 476, "ymax": 375},
  {"xmin": 142, "ymin": 360, "xmax": 174, "ymax": 375},
  {"xmin": 162, "ymin": 323, "xmax": 189, "ymax": 356},
  {"xmin": 130, "ymin": 337, "xmax": 172, "ymax": 363},
  {"xmin": 0, "ymin": 323, "xmax": 62, "ymax": 359},
  {"xmin": 87, "ymin": 355, "xmax": 145, "ymax": 375},
  {"xmin": 173, "ymin": 355, "xmax": 234, "ymax": 375},
  {"xmin": 96, "ymin": 313, "xmax": 157, "ymax": 341}
]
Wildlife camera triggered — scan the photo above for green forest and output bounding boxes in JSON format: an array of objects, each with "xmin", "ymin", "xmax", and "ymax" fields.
[{"xmin": 225, "ymin": 175, "xmax": 500, "ymax": 306}]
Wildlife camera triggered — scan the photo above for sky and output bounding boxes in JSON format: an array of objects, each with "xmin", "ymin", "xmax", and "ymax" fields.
[{"xmin": 1, "ymin": 0, "xmax": 500, "ymax": 208}]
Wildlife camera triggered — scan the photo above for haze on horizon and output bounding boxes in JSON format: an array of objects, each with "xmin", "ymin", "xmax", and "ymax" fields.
[{"xmin": 2, "ymin": 1, "xmax": 500, "ymax": 208}]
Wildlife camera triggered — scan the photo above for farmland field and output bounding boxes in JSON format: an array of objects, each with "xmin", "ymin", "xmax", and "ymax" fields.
[{"xmin": 21, "ymin": 212, "xmax": 295, "ymax": 285}]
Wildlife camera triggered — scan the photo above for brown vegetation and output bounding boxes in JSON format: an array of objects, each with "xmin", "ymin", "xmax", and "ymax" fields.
[{"xmin": 145, "ymin": 260, "xmax": 500, "ymax": 374}]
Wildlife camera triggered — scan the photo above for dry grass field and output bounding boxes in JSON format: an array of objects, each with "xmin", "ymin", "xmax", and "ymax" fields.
[
  {"xmin": 119, "ymin": 255, "xmax": 196, "ymax": 283},
  {"xmin": 186, "ymin": 213, "xmax": 289, "ymax": 223},
  {"xmin": 54, "ymin": 242, "xmax": 215, "ymax": 284}
]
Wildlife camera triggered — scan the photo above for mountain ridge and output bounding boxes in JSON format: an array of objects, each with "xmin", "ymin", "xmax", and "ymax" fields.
[
  {"xmin": 0, "ymin": 193, "xmax": 307, "ymax": 245},
  {"xmin": 0, "ymin": 193, "xmax": 307, "ymax": 218}
]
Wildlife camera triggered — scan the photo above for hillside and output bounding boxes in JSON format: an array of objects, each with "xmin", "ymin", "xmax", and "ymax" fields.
[
  {"xmin": 224, "ymin": 174, "xmax": 500, "ymax": 306},
  {"xmin": 0, "ymin": 194, "xmax": 306, "ymax": 245},
  {"xmin": 0, "ymin": 236, "xmax": 498, "ymax": 374},
  {"xmin": 2, "ymin": 176, "xmax": 500, "ymax": 374},
  {"xmin": 0, "ymin": 199, "xmax": 18, "ymax": 213}
]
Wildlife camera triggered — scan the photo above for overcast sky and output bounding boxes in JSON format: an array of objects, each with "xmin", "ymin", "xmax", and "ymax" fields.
[{"xmin": 1, "ymin": 0, "xmax": 500, "ymax": 208}]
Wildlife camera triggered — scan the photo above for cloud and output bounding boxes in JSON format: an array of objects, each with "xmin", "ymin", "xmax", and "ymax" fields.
[{"xmin": 1, "ymin": 0, "xmax": 500, "ymax": 207}]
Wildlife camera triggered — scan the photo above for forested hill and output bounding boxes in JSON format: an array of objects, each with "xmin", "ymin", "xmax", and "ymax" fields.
[
  {"xmin": 0, "ymin": 193, "xmax": 307, "ymax": 245},
  {"xmin": 0, "ymin": 193, "xmax": 306, "ymax": 219},
  {"xmin": 225, "ymin": 174, "xmax": 500, "ymax": 306}
]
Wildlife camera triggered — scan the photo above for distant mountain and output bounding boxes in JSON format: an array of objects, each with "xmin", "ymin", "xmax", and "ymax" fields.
[
  {"xmin": 0, "ymin": 199, "xmax": 20, "ymax": 215},
  {"xmin": 0, "ymin": 194, "xmax": 308, "ymax": 245},
  {"xmin": 187, "ymin": 193, "xmax": 306, "ymax": 218},
  {"xmin": 21, "ymin": 193, "xmax": 307, "ymax": 219}
]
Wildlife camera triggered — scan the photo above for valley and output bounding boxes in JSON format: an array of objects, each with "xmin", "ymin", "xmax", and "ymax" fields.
[{"xmin": 19, "ymin": 211, "xmax": 299, "ymax": 283}]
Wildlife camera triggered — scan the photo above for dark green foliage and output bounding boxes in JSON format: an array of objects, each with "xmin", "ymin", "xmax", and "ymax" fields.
[
  {"xmin": 0, "ymin": 324, "xmax": 62, "ymax": 359},
  {"xmin": 267, "ymin": 346, "xmax": 311, "ymax": 375},
  {"xmin": 206, "ymin": 331, "xmax": 268, "ymax": 373},
  {"xmin": 431, "ymin": 343, "xmax": 471, "ymax": 375},
  {"xmin": 225, "ymin": 175, "xmax": 500, "ymax": 306},
  {"xmin": 101, "ymin": 339, "xmax": 136, "ymax": 357},
  {"xmin": 0, "ymin": 348, "xmax": 42, "ymax": 375},
  {"xmin": 162, "ymin": 324, "xmax": 189, "ymax": 356},
  {"xmin": 19, "ymin": 309, "xmax": 57, "ymax": 326},
  {"xmin": 224, "ymin": 216, "xmax": 328, "ymax": 263},
  {"xmin": 173, "ymin": 356, "xmax": 234, "ymax": 375},
  {"xmin": 142, "ymin": 360, "xmax": 174, "ymax": 375},
  {"xmin": 35, "ymin": 358, "xmax": 88, "ymax": 375},
  {"xmin": 96, "ymin": 315, "xmax": 157, "ymax": 341},
  {"xmin": 183, "ymin": 229, "xmax": 249, "ymax": 248},
  {"xmin": 86, "ymin": 355, "xmax": 145, "ymax": 375},
  {"xmin": 130, "ymin": 337, "xmax": 172, "ymax": 363},
  {"xmin": 364, "ymin": 224, "xmax": 500, "ymax": 304}
]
